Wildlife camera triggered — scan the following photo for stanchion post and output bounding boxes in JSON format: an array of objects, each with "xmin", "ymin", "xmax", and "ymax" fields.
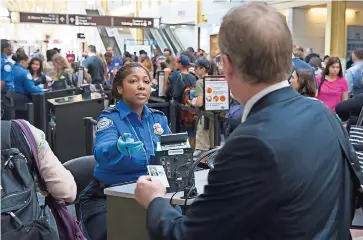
[
  {"xmin": 84, "ymin": 117, "xmax": 95, "ymax": 156},
  {"xmin": 39, "ymin": 94, "xmax": 47, "ymax": 133},
  {"xmin": 169, "ymin": 100, "xmax": 177, "ymax": 133},
  {"xmin": 213, "ymin": 112, "xmax": 221, "ymax": 146},
  {"xmin": 26, "ymin": 103, "xmax": 34, "ymax": 125}
]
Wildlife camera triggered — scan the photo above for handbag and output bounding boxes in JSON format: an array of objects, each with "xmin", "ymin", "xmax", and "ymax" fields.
[
  {"xmin": 13, "ymin": 120, "xmax": 86, "ymax": 240},
  {"xmin": 322, "ymin": 106, "xmax": 363, "ymax": 212}
]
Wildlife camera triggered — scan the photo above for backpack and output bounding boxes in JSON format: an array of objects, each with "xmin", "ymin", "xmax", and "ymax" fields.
[
  {"xmin": 1, "ymin": 120, "xmax": 56, "ymax": 240},
  {"xmin": 179, "ymin": 75, "xmax": 196, "ymax": 128},
  {"xmin": 13, "ymin": 120, "xmax": 86, "ymax": 240}
]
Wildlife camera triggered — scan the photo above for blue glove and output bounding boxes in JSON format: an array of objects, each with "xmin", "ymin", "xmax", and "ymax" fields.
[{"xmin": 117, "ymin": 133, "xmax": 144, "ymax": 156}]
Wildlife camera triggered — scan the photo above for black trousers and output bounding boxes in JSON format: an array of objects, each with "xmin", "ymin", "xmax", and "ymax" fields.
[
  {"xmin": 1, "ymin": 92, "xmax": 15, "ymax": 120},
  {"xmin": 336, "ymin": 94, "xmax": 363, "ymax": 132},
  {"xmin": 79, "ymin": 178, "xmax": 107, "ymax": 240}
]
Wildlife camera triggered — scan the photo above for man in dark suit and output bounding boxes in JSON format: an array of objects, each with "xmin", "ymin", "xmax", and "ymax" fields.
[{"xmin": 135, "ymin": 3, "xmax": 352, "ymax": 240}]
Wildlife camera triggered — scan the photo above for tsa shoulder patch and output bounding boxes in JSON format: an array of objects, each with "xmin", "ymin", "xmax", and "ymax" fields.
[
  {"xmin": 3, "ymin": 64, "xmax": 11, "ymax": 72},
  {"xmin": 96, "ymin": 117, "xmax": 113, "ymax": 132}
]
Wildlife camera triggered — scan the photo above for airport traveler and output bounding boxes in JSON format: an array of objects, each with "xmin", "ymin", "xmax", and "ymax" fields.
[
  {"xmin": 151, "ymin": 49, "xmax": 160, "ymax": 78},
  {"xmin": 336, "ymin": 93, "xmax": 363, "ymax": 132},
  {"xmin": 165, "ymin": 55, "xmax": 197, "ymax": 146},
  {"xmin": 79, "ymin": 62, "xmax": 171, "ymax": 240},
  {"xmin": 1, "ymin": 120, "xmax": 77, "ymax": 237},
  {"xmin": 105, "ymin": 52, "xmax": 120, "ymax": 84},
  {"xmin": 135, "ymin": 3, "xmax": 353, "ymax": 239},
  {"xmin": 28, "ymin": 57, "xmax": 51, "ymax": 88},
  {"xmin": 223, "ymin": 94, "xmax": 243, "ymax": 139},
  {"xmin": 139, "ymin": 54, "xmax": 154, "ymax": 74},
  {"xmin": 317, "ymin": 57, "xmax": 348, "ymax": 112},
  {"xmin": 106, "ymin": 47, "xmax": 123, "ymax": 81},
  {"xmin": 163, "ymin": 48, "xmax": 172, "ymax": 57},
  {"xmin": 83, "ymin": 45, "xmax": 105, "ymax": 85},
  {"xmin": 308, "ymin": 56, "xmax": 323, "ymax": 77},
  {"xmin": 291, "ymin": 46, "xmax": 314, "ymax": 74},
  {"xmin": 322, "ymin": 55, "xmax": 330, "ymax": 69},
  {"xmin": 12, "ymin": 51, "xmax": 43, "ymax": 119},
  {"xmin": 44, "ymin": 49, "xmax": 57, "ymax": 80},
  {"xmin": 192, "ymin": 58, "xmax": 214, "ymax": 158},
  {"xmin": 97, "ymin": 52, "xmax": 110, "ymax": 83},
  {"xmin": 304, "ymin": 50, "xmax": 320, "ymax": 64},
  {"xmin": 1, "ymin": 39, "xmax": 15, "ymax": 120},
  {"xmin": 346, "ymin": 48, "xmax": 363, "ymax": 96},
  {"xmin": 52, "ymin": 54, "xmax": 73, "ymax": 89},
  {"xmin": 290, "ymin": 68, "xmax": 317, "ymax": 98}
]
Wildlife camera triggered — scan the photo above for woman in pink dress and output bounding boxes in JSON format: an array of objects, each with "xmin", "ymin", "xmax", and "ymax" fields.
[{"xmin": 317, "ymin": 57, "xmax": 348, "ymax": 112}]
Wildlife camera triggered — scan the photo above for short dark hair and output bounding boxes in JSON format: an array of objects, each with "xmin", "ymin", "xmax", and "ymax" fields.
[
  {"xmin": 13, "ymin": 51, "xmax": 28, "ymax": 63},
  {"xmin": 353, "ymin": 48, "xmax": 363, "ymax": 60},
  {"xmin": 112, "ymin": 62, "xmax": 151, "ymax": 100},
  {"xmin": 104, "ymin": 52, "xmax": 112, "ymax": 58},
  {"xmin": 323, "ymin": 55, "xmax": 330, "ymax": 61},
  {"xmin": 219, "ymin": 3, "xmax": 292, "ymax": 84},
  {"xmin": 163, "ymin": 48, "xmax": 171, "ymax": 54},
  {"xmin": 88, "ymin": 45, "xmax": 96, "ymax": 53},
  {"xmin": 46, "ymin": 49, "xmax": 57, "ymax": 62},
  {"xmin": 323, "ymin": 57, "xmax": 343, "ymax": 77},
  {"xmin": 295, "ymin": 68, "xmax": 317, "ymax": 97}
]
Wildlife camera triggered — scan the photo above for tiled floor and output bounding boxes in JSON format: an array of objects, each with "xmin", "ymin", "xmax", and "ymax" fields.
[{"xmin": 353, "ymin": 209, "xmax": 363, "ymax": 239}]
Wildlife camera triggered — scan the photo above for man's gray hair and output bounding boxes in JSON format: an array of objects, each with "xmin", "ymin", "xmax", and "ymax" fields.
[{"xmin": 218, "ymin": 3, "xmax": 293, "ymax": 84}]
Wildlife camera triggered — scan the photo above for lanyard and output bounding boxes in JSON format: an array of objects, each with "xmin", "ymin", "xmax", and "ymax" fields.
[{"xmin": 125, "ymin": 117, "xmax": 155, "ymax": 165}]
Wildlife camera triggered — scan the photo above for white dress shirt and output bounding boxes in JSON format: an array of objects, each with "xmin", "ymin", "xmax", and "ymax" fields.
[{"xmin": 241, "ymin": 81, "xmax": 290, "ymax": 123}]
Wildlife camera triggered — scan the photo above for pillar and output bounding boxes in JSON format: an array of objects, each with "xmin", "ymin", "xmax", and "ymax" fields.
[
  {"xmin": 325, "ymin": 1, "xmax": 346, "ymax": 58},
  {"xmin": 135, "ymin": 0, "xmax": 144, "ymax": 45}
]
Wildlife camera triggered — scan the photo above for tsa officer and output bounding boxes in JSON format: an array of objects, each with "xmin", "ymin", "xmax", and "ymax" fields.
[
  {"xmin": 12, "ymin": 51, "xmax": 43, "ymax": 119},
  {"xmin": 79, "ymin": 62, "xmax": 171, "ymax": 240},
  {"xmin": 1, "ymin": 39, "xmax": 15, "ymax": 120}
]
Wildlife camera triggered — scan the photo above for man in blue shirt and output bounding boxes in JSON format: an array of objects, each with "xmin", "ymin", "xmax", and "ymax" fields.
[
  {"xmin": 105, "ymin": 51, "xmax": 122, "ymax": 84},
  {"xmin": 290, "ymin": 45, "xmax": 316, "ymax": 87},
  {"xmin": 1, "ymin": 39, "xmax": 15, "ymax": 120},
  {"xmin": 106, "ymin": 48, "xmax": 123, "ymax": 69},
  {"xmin": 346, "ymin": 48, "xmax": 363, "ymax": 96}
]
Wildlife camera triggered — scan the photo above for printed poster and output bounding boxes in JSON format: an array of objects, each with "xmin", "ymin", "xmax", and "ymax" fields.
[{"xmin": 204, "ymin": 76, "xmax": 229, "ymax": 111}]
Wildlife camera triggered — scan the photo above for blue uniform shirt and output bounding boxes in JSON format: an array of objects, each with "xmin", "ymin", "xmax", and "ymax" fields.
[
  {"xmin": 107, "ymin": 57, "xmax": 123, "ymax": 83},
  {"xmin": 93, "ymin": 100, "xmax": 171, "ymax": 185},
  {"xmin": 13, "ymin": 63, "xmax": 43, "ymax": 95},
  {"xmin": 1, "ymin": 53, "xmax": 14, "ymax": 92}
]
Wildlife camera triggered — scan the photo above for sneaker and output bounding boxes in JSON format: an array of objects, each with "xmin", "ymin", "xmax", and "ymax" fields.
[{"xmin": 193, "ymin": 149, "xmax": 201, "ymax": 157}]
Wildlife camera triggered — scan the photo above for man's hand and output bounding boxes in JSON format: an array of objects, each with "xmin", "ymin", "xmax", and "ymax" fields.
[{"xmin": 135, "ymin": 176, "xmax": 166, "ymax": 209}]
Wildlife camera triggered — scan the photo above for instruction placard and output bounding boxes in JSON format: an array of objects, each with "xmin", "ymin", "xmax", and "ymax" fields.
[{"xmin": 203, "ymin": 76, "xmax": 229, "ymax": 111}]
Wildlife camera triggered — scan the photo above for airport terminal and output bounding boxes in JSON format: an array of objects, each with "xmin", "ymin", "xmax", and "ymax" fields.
[{"xmin": 1, "ymin": 0, "xmax": 363, "ymax": 239}]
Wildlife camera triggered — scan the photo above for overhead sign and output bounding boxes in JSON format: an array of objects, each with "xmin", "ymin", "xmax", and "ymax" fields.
[
  {"xmin": 113, "ymin": 17, "xmax": 154, "ymax": 28},
  {"xmin": 19, "ymin": 12, "xmax": 67, "ymax": 25},
  {"xmin": 68, "ymin": 15, "xmax": 112, "ymax": 27},
  {"xmin": 17, "ymin": 12, "xmax": 157, "ymax": 29}
]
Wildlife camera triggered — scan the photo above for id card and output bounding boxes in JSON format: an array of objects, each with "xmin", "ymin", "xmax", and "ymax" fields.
[{"xmin": 147, "ymin": 165, "xmax": 170, "ymax": 187}]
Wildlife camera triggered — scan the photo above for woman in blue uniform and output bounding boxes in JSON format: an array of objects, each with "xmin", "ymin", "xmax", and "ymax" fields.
[
  {"xmin": 12, "ymin": 51, "xmax": 43, "ymax": 118},
  {"xmin": 80, "ymin": 62, "xmax": 171, "ymax": 240}
]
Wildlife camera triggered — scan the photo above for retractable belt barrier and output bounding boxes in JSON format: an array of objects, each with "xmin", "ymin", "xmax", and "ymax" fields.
[{"xmin": 83, "ymin": 99, "xmax": 240, "ymax": 155}]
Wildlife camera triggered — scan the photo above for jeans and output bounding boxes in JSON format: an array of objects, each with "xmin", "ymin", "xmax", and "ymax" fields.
[
  {"xmin": 37, "ymin": 193, "xmax": 59, "ymax": 239},
  {"xmin": 79, "ymin": 179, "xmax": 107, "ymax": 240}
]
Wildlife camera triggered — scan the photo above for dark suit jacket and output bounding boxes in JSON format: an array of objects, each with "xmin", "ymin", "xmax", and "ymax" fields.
[{"xmin": 147, "ymin": 87, "xmax": 352, "ymax": 240}]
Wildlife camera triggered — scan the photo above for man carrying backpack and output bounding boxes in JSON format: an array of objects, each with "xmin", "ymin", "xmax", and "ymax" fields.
[{"xmin": 165, "ymin": 55, "xmax": 197, "ymax": 146}]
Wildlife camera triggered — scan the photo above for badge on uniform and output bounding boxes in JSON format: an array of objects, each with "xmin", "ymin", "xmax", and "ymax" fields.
[
  {"xmin": 3, "ymin": 64, "xmax": 11, "ymax": 72},
  {"xmin": 96, "ymin": 117, "xmax": 113, "ymax": 132}
]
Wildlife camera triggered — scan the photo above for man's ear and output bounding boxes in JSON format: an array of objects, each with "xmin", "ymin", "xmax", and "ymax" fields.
[
  {"xmin": 117, "ymin": 85, "xmax": 123, "ymax": 95},
  {"xmin": 221, "ymin": 53, "xmax": 233, "ymax": 76}
]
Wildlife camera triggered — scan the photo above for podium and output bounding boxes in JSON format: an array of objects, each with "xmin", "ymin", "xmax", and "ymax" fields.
[{"xmin": 104, "ymin": 170, "xmax": 208, "ymax": 240}]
